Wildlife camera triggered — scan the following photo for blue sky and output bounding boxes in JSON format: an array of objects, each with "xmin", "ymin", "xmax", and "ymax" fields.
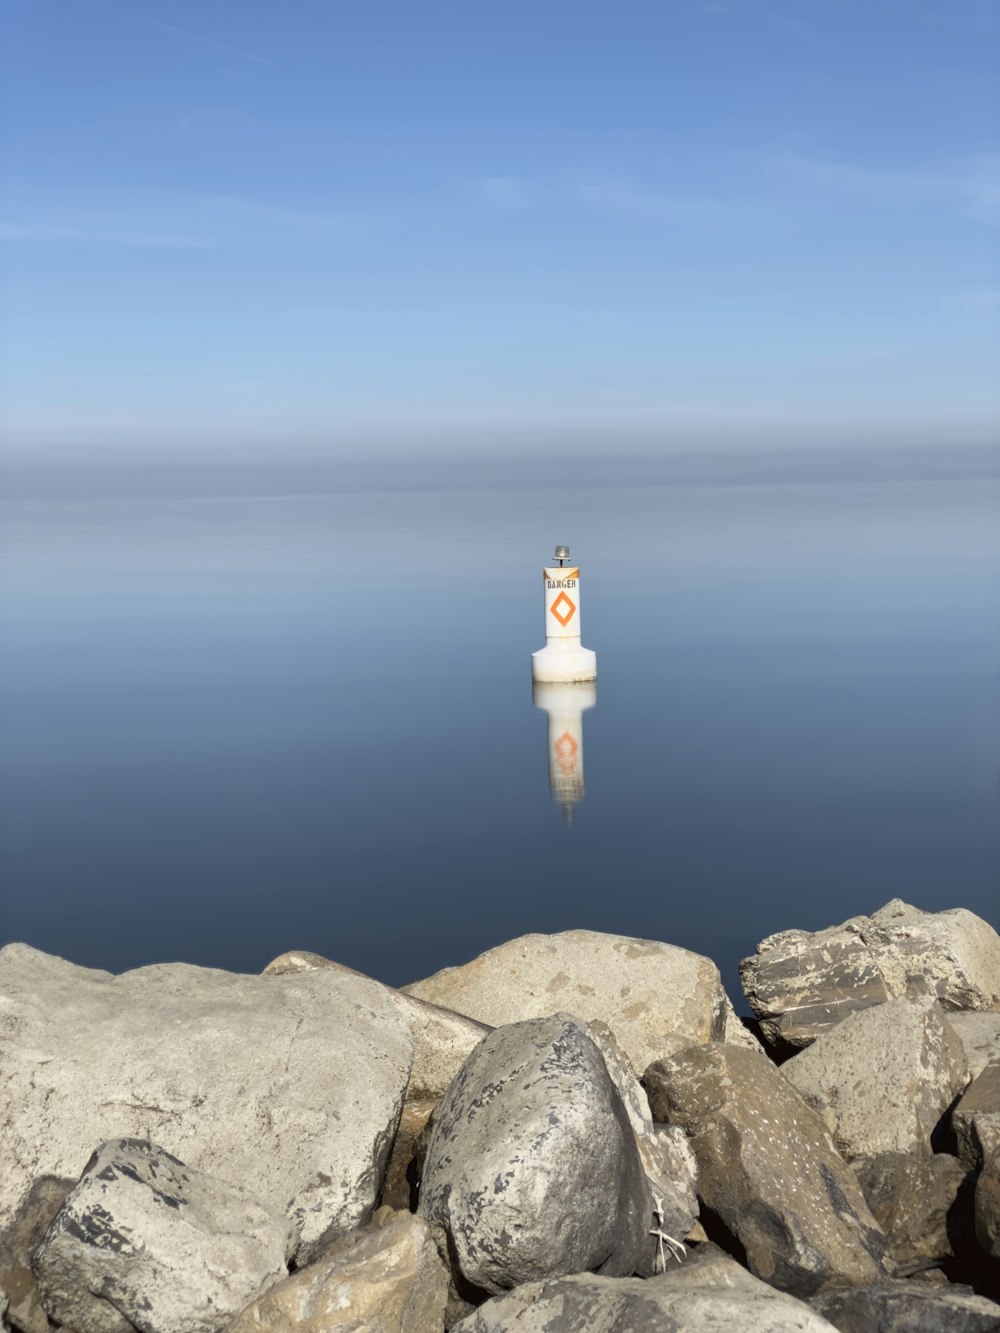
[{"xmin": 2, "ymin": 0, "xmax": 998, "ymax": 454}]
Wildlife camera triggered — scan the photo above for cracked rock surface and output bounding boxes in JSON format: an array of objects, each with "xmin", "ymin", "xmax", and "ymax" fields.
[
  {"xmin": 740, "ymin": 900, "xmax": 1000, "ymax": 1050},
  {"xmin": 0, "ymin": 943, "xmax": 413, "ymax": 1262},
  {"xmin": 33, "ymin": 1138, "xmax": 293, "ymax": 1333},
  {"xmin": 418, "ymin": 1013, "xmax": 653, "ymax": 1295}
]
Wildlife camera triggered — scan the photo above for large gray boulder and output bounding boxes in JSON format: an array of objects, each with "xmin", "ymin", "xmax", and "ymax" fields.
[
  {"xmin": 418, "ymin": 1014, "xmax": 653, "ymax": 1295},
  {"xmin": 263, "ymin": 950, "xmax": 490, "ymax": 1102},
  {"xmin": 782, "ymin": 999, "xmax": 970, "ymax": 1159},
  {"xmin": 643, "ymin": 1043, "xmax": 890, "ymax": 1296},
  {"xmin": 953, "ymin": 1064, "xmax": 1000, "ymax": 1169},
  {"xmin": 810, "ymin": 1278, "xmax": 1000, "ymax": 1332},
  {"xmin": 0, "ymin": 944, "xmax": 413, "ymax": 1262},
  {"xmin": 452, "ymin": 1247, "xmax": 840, "ymax": 1332},
  {"xmin": 404, "ymin": 930, "xmax": 731, "ymax": 1073},
  {"xmin": 853, "ymin": 1152, "xmax": 970, "ymax": 1275},
  {"xmin": 33, "ymin": 1138, "xmax": 293, "ymax": 1333},
  {"xmin": 227, "ymin": 1206, "xmax": 449, "ymax": 1333},
  {"xmin": 741, "ymin": 900, "xmax": 1000, "ymax": 1050}
]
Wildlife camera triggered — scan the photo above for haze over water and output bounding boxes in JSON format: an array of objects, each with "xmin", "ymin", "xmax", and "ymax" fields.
[{"xmin": 2, "ymin": 448, "xmax": 997, "ymax": 1003}]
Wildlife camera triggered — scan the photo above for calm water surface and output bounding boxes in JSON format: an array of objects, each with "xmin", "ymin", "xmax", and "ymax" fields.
[{"xmin": 2, "ymin": 475, "xmax": 998, "ymax": 1004}]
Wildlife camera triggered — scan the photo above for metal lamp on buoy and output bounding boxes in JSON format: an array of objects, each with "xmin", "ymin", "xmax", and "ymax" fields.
[{"xmin": 530, "ymin": 544, "xmax": 597, "ymax": 683}]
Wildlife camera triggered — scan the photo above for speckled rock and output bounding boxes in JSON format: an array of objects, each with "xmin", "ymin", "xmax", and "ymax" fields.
[
  {"xmin": 226, "ymin": 1206, "xmax": 449, "ymax": 1333},
  {"xmin": 810, "ymin": 1278, "xmax": 1000, "ymax": 1332},
  {"xmin": 953, "ymin": 1064, "xmax": 1000, "ymax": 1169},
  {"xmin": 404, "ymin": 930, "xmax": 731, "ymax": 1073},
  {"xmin": 0, "ymin": 1174, "xmax": 73, "ymax": 1333},
  {"xmin": 782, "ymin": 999, "xmax": 970, "ymax": 1159},
  {"xmin": 418, "ymin": 1014, "xmax": 653, "ymax": 1295},
  {"xmin": 451, "ymin": 1246, "xmax": 840, "ymax": 1332},
  {"xmin": 33, "ymin": 1138, "xmax": 294, "ymax": 1333},
  {"xmin": 643, "ymin": 1043, "xmax": 890, "ymax": 1297},
  {"xmin": 264, "ymin": 950, "xmax": 490, "ymax": 1101},
  {"xmin": 853, "ymin": 1152, "xmax": 970, "ymax": 1275},
  {"xmin": 741, "ymin": 900, "xmax": 1000, "ymax": 1050},
  {"xmin": 0, "ymin": 944, "xmax": 413, "ymax": 1263}
]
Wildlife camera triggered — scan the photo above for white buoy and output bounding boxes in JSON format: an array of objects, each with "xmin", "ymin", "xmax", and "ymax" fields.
[
  {"xmin": 530, "ymin": 544, "xmax": 598, "ymax": 683},
  {"xmin": 533, "ymin": 680, "xmax": 597, "ymax": 824}
]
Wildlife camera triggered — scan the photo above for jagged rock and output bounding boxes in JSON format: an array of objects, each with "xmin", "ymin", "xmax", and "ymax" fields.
[
  {"xmin": 741, "ymin": 900, "xmax": 1000, "ymax": 1050},
  {"xmin": 418, "ymin": 1014, "xmax": 653, "ymax": 1295},
  {"xmin": 853, "ymin": 1152, "xmax": 970, "ymax": 1275},
  {"xmin": 379, "ymin": 1099, "xmax": 437, "ymax": 1212},
  {"xmin": 949, "ymin": 1013, "xmax": 1000, "ymax": 1081},
  {"xmin": 954, "ymin": 1065, "xmax": 1000, "ymax": 1169},
  {"xmin": 0, "ymin": 1288, "xmax": 8, "ymax": 1333},
  {"xmin": 0, "ymin": 944, "xmax": 413, "ymax": 1263},
  {"xmin": 264, "ymin": 950, "xmax": 490, "ymax": 1101},
  {"xmin": 783, "ymin": 999, "xmax": 970, "ymax": 1159},
  {"xmin": 451, "ymin": 1246, "xmax": 840, "ymax": 1331},
  {"xmin": 976, "ymin": 1154, "xmax": 1000, "ymax": 1260},
  {"xmin": 0, "ymin": 1174, "xmax": 73, "ymax": 1333},
  {"xmin": 721, "ymin": 997, "xmax": 765, "ymax": 1053},
  {"xmin": 643, "ymin": 1042, "xmax": 890, "ymax": 1296},
  {"xmin": 587, "ymin": 1020, "xmax": 699, "ymax": 1243},
  {"xmin": 810, "ymin": 1278, "xmax": 1000, "ymax": 1332},
  {"xmin": 404, "ymin": 930, "xmax": 731, "ymax": 1073},
  {"xmin": 33, "ymin": 1138, "xmax": 293, "ymax": 1333},
  {"xmin": 227, "ymin": 1206, "xmax": 449, "ymax": 1333}
]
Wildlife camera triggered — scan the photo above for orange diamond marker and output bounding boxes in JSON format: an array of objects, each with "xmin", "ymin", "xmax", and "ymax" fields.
[
  {"xmin": 550, "ymin": 591, "xmax": 577, "ymax": 627},
  {"xmin": 554, "ymin": 730, "xmax": 579, "ymax": 774}
]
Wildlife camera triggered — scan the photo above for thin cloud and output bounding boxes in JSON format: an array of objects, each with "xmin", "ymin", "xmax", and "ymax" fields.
[{"xmin": 90, "ymin": 0, "xmax": 267, "ymax": 65}]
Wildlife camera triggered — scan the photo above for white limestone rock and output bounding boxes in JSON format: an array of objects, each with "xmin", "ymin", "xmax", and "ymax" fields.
[
  {"xmin": 33, "ymin": 1138, "xmax": 293, "ymax": 1333},
  {"xmin": 0, "ymin": 944, "xmax": 413, "ymax": 1263},
  {"xmin": 953, "ymin": 1063, "xmax": 1000, "ymax": 1169},
  {"xmin": 948, "ymin": 1012, "xmax": 1000, "ymax": 1081},
  {"xmin": 418, "ymin": 1014, "xmax": 653, "ymax": 1295},
  {"xmin": 404, "ymin": 929, "xmax": 732, "ymax": 1074},
  {"xmin": 782, "ymin": 998, "xmax": 970, "ymax": 1159}
]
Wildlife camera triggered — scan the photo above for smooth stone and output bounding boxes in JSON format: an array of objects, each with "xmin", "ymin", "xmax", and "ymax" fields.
[
  {"xmin": 404, "ymin": 929, "xmax": 732, "ymax": 1074},
  {"xmin": 226, "ymin": 1206, "xmax": 449, "ymax": 1333},
  {"xmin": 0, "ymin": 1174, "xmax": 74, "ymax": 1333},
  {"xmin": 451, "ymin": 1248, "xmax": 841, "ymax": 1332},
  {"xmin": 418, "ymin": 1014, "xmax": 653, "ymax": 1295},
  {"xmin": 33, "ymin": 1138, "xmax": 293, "ymax": 1333},
  {"xmin": 853, "ymin": 1152, "xmax": 970, "ymax": 1275},
  {"xmin": 643, "ymin": 1043, "xmax": 890, "ymax": 1297},
  {"xmin": 810, "ymin": 1277, "xmax": 1000, "ymax": 1332},
  {"xmin": 0, "ymin": 944, "xmax": 413, "ymax": 1262},
  {"xmin": 953, "ymin": 1064, "xmax": 1000, "ymax": 1170},
  {"xmin": 949, "ymin": 1013, "xmax": 1000, "ymax": 1082},
  {"xmin": 782, "ymin": 999, "xmax": 970, "ymax": 1159},
  {"xmin": 263, "ymin": 951, "xmax": 490, "ymax": 1102},
  {"xmin": 741, "ymin": 900, "xmax": 1000, "ymax": 1050}
]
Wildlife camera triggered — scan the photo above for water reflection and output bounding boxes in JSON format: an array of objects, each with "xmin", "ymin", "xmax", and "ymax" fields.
[{"xmin": 533, "ymin": 681, "xmax": 597, "ymax": 825}]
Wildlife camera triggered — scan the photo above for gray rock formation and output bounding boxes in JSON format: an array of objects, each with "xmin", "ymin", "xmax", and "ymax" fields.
[
  {"xmin": 227, "ymin": 1206, "xmax": 449, "ymax": 1333},
  {"xmin": 810, "ymin": 1278, "xmax": 1000, "ymax": 1332},
  {"xmin": 586, "ymin": 1020, "xmax": 699, "ymax": 1243},
  {"xmin": 949, "ymin": 1013, "xmax": 1000, "ymax": 1081},
  {"xmin": 853, "ymin": 1152, "xmax": 970, "ymax": 1275},
  {"xmin": 953, "ymin": 1064, "xmax": 1000, "ymax": 1169},
  {"xmin": 782, "ymin": 999, "xmax": 970, "ymax": 1159},
  {"xmin": 643, "ymin": 1043, "xmax": 890, "ymax": 1296},
  {"xmin": 0, "ymin": 1174, "xmax": 73, "ymax": 1333},
  {"xmin": 976, "ymin": 1152, "xmax": 1000, "ymax": 1260},
  {"xmin": 33, "ymin": 1138, "xmax": 293, "ymax": 1333},
  {"xmin": 418, "ymin": 1014, "xmax": 653, "ymax": 1295},
  {"xmin": 451, "ymin": 1247, "xmax": 840, "ymax": 1332},
  {"xmin": 404, "ymin": 929, "xmax": 731, "ymax": 1073},
  {"xmin": 0, "ymin": 944, "xmax": 413, "ymax": 1262},
  {"xmin": 263, "ymin": 950, "xmax": 490, "ymax": 1101},
  {"xmin": 741, "ymin": 900, "xmax": 1000, "ymax": 1049}
]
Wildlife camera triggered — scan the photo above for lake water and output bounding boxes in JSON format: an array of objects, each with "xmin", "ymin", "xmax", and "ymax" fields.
[{"xmin": 2, "ymin": 465, "xmax": 998, "ymax": 1006}]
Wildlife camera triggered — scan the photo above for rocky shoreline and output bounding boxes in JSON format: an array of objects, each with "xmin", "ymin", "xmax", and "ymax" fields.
[{"xmin": 1, "ymin": 898, "xmax": 999, "ymax": 1332}]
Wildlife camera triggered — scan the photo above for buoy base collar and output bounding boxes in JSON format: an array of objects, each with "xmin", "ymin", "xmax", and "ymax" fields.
[{"xmin": 531, "ymin": 644, "xmax": 597, "ymax": 683}]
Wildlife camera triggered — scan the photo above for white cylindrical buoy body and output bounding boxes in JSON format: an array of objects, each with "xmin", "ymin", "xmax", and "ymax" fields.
[
  {"xmin": 533, "ymin": 680, "xmax": 597, "ymax": 823},
  {"xmin": 531, "ymin": 546, "xmax": 597, "ymax": 683}
]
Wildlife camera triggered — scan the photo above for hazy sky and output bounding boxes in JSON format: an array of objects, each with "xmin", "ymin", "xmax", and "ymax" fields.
[{"xmin": 2, "ymin": 0, "xmax": 998, "ymax": 453}]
